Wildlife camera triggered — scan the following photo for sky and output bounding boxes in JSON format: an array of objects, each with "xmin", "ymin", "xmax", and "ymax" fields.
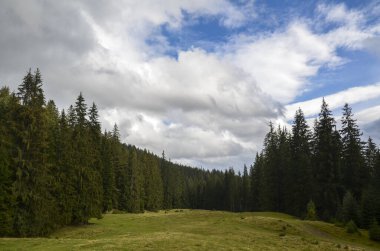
[{"xmin": 1, "ymin": 0, "xmax": 380, "ymax": 171}]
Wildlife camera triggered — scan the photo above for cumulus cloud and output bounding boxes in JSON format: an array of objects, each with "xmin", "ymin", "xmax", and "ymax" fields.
[
  {"xmin": 285, "ymin": 83, "xmax": 380, "ymax": 120},
  {"xmin": 225, "ymin": 22, "xmax": 342, "ymax": 103},
  {"xmin": 1, "ymin": 0, "xmax": 380, "ymax": 169}
]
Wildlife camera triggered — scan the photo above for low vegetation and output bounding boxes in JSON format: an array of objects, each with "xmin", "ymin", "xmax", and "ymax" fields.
[{"xmin": 1, "ymin": 210, "xmax": 380, "ymax": 251}]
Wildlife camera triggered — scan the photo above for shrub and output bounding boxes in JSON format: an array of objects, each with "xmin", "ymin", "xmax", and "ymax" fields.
[
  {"xmin": 342, "ymin": 192, "xmax": 359, "ymax": 224},
  {"xmin": 305, "ymin": 200, "xmax": 317, "ymax": 221},
  {"xmin": 346, "ymin": 220, "xmax": 358, "ymax": 233},
  {"xmin": 369, "ymin": 220, "xmax": 380, "ymax": 241}
]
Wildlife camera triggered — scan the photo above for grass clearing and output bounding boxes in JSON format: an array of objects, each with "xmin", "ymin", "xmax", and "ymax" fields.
[{"xmin": 1, "ymin": 209, "xmax": 380, "ymax": 250}]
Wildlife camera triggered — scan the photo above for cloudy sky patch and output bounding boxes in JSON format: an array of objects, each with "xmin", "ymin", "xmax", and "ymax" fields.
[{"xmin": 1, "ymin": 0, "xmax": 380, "ymax": 170}]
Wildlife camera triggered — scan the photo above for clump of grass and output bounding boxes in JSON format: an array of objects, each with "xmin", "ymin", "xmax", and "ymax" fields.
[
  {"xmin": 310, "ymin": 239, "xmax": 319, "ymax": 245},
  {"xmin": 112, "ymin": 209, "xmax": 126, "ymax": 214},
  {"xmin": 279, "ymin": 231, "xmax": 286, "ymax": 237},
  {"xmin": 334, "ymin": 221, "xmax": 345, "ymax": 228},
  {"xmin": 279, "ymin": 225, "xmax": 287, "ymax": 237}
]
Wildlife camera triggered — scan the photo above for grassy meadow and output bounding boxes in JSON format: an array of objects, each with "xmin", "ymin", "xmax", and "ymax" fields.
[{"xmin": 1, "ymin": 210, "xmax": 379, "ymax": 250}]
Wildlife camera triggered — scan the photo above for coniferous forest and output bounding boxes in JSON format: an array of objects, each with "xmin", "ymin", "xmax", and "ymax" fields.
[{"xmin": 1, "ymin": 69, "xmax": 380, "ymax": 237}]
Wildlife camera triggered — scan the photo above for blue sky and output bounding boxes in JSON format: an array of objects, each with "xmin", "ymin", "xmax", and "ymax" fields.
[
  {"xmin": 1, "ymin": 0, "xmax": 380, "ymax": 170},
  {"xmin": 159, "ymin": 0, "xmax": 380, "ymax": 103}
]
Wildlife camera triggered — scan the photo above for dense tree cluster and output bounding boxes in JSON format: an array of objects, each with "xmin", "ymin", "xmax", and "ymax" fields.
[
  {"xmin": 0, "ymin": 70, "xmax": 254, "ymax": 236},
  {"xmin": 1, "ymin": 70, "xmax": 379, "ymax": 237},
  {"xmin": 250, "ymin": 100, "xmax": 380, "ymax": 230}
]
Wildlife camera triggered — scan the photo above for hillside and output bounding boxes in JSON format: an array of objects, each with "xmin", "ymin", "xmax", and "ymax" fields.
[{"xmin": 1, "ymin": 210, "xmax": 379, "ymax": 251}]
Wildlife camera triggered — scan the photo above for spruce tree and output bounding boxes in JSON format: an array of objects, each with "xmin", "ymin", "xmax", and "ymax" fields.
[
  {"xmin": 71, "ymin": 93, "xmax": 102, "ymax": 223},
  {"xmin": 242, "ymin": 165, "xmax": 250, "ymax": 211},
  {"xmin": 144, "ymin": 154, "xmax": 164, "ymax": 211},
  {"xmin": 101, "ymin": 131, "xmax": 117, "ymax": 212},
  {"xmin": 341, "ymin": 191, "xmax": 359, "ymax": 224},
  {"xmin": 289, "ymin": 108, "xmax": 312, "ymax": 217},
  {"xmin": 261, "ymin": 123, "xmax": 278, "ymax": 211},
  {"xmin": 250, "ymin": 153, "xmax": 265, "ymax": 211},
  {"xmin": 340, "ymin": 103, "xmax": 366, "ymax": 199},
  {"xmin": 55, "ymin": 110, "xmax": 76, "ymax": 225},
  {"xmin": 365, "ymin": 137, "xmax": 377, "ymax": 177},
  {"xmin": 126, "ymin": 149, "xmax": 142, "ymax": 212},
  {"xmin": 312, "ymin": 99, "xmax": 341, "ymax": 220},
  {"xmin": 14, "ymin": 69, "xmax": 56, "ymax": 236},
  {"xmin": 0, "ymin": 87, "xmax": 16, "ymax": 235}
]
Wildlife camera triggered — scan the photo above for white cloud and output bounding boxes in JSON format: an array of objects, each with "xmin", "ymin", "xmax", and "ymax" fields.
[
  {"xmin": 1, "ymin": 0, "xmax": 380, "ymax": 169},
  {"xmin": 356, "ymin": 105, "xmax": 380, "ymax": 125},
  {"xmin": 225, "ymin": 22, "xmax": 342, "ymax": 103},
  {"xmin": 285, "ymin": 83, "xmax": 380, "ymax": 120},
  {"xmin": 317, "ymin": 3, "xmax": 364, "ymax": 26}
]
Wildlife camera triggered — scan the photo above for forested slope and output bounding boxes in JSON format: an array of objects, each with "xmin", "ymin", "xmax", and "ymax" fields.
[{"xmin": 1, "ymin": 69, "xmax": 380, "ymax": 239}]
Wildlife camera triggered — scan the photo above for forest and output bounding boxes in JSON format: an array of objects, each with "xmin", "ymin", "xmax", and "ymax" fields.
[{"xmin": 0, "ymin": 69, "xmax": 380, "ymax": 238}]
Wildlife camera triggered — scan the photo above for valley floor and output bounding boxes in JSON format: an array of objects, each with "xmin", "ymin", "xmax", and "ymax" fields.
[{"xmin": 1, "ymin": 210, "xmax": 379, "ymax": 250}]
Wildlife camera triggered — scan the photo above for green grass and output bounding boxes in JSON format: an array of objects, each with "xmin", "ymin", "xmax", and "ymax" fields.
[{"xmin": 1, "ymin": 210, "xmax": 380, "ymax": 250}]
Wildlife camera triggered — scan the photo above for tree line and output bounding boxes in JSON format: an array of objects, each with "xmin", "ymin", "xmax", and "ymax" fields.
[
  {"xmin": 0, "ymin": 69, "xmax": 262, "ymax": 236},
  {"xmin": 250, "ymin": 100, "xmax": 380, "ymax": 232},
  {"xmin": 0, "ymin": 69, "xmax": 379, "ymax": 237}
]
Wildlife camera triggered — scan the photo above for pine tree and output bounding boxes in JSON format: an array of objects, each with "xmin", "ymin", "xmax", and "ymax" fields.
[
  {"xmin": 370, "ymin": 152, "xmax": 380, "ymax": 223},
  {"xmin": 242, "ymin": 165, "xmax": 250, "ymax": 211},
  {"xmin": 161, "ymin": 151, "xmax": 171, "ymax": 209},
  {"xmin": 55, "ymin": 110, "xmax": 76, "ymax": 225},
  {"xmin": 126, "ymin": 149, "xmax": 142, "ymax": 212},
  {"xmin": 224, "ymin": 168, "xmax": 239, "ymax": 211},
  {"xmin": 101, "ymin": 131, "xmax": 117, "ymax": 212},
  {"xmin": 144, "ymin": 154, "xmax": 163, "ymax": 211},
  {"xmin": 0, "ymin": 87, "xmax": 16, "ymax": 235},
  {"xmin": 289, "ymin": 108, "xmax": 313, "ymax": 217},
  {"xmin": 13, "ymin": 69, "xmax": 56, "ymax": 236},
  {"xmin": 261, "ymin": 123, "xmax": 278, "ymax": 211},
  {"xmin": 277, "ymin": 127, "xmax": 291, "ymax": 213},
  {"xmin": 250, "ymin": 153, "xmax": 265, "ymax": 211},
  {"xmin": 365, "ymin": 137, "xmax": 377, "ymax": 177},
  {"xmin": 312, "ymin": 99, "xmax": 342, "ymax": 220},
  {"xmin": 71, "ymin": 93, "xmax": 102, "ymax": 223},
  {"xmin": 112, "ymin": 124, "xmax": 129, "ymax": 211},
  {"xmin": 87, "ymin": 102, "xmax": 103, "ymax": 215},
  {"xmin": 340, "ymin": 103, "xmax": 366, "ymax": 199},
  {"xmin": 341, "ymin": 191, "xmax": 359, "ymax": 224}
]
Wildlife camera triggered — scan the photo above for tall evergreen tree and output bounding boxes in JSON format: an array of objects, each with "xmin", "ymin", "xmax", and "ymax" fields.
[
  {"xmin": 101, "ymin": 131, "xmax": 117, "ymax": 211},
  {"xmin": 365, "ymin": 137, "xmax": 377, "ymax": 177},
  {"xmin": 250, "ymin": 153, "xmax": 265, "ymax": 211},
  {"xmin": 261, "ymin": 123, "xmax": 278, "ymax": 211},
  {"xmin": 241, "ymin": 165, "xmax": 250, "ymax": 211},
  {"xmin": 289, "ymin": 108, "xmax": 313, "ymax": 217},
  {"xmin": 13, "ymin": 69, "xmax": 56, "ymax": 236},
  {"xmin": 126, "ymin": 149, "xmax": 142, "ymax": 213},
  {"xmin": 312, "ymin": 99, "xmax": 342, "ymax": 220},
  {"xmin": 340, "ymin": 103, "xmax": 366, "ymax": 199},
  {"xmin": 0, "ymin": 87, "xmax": 16, "ymax": 235},
  {"xmin": 143, "ymin": 154, "xmax": 164, "ymax": 211},
  {"xmin": 55, "ymin": 110, "xmax": 76, "ymax": 225},
  {"xmin": 71, "ymin": 93, "xmax": 102, "ymax": 223}
]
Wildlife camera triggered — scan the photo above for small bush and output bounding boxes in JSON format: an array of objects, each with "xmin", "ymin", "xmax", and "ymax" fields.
[
  {"xmin": 369, "ymin": 220, "xmax": 380, "ymax": 242},
  {"xmin": 310, "ymin": 239, "xmax": 319, "ymax": 245},
  {"xmin": 342, "ymin": 192, "xmax": 359, "ymax": 224},
  {"xmin": 345, "ymin": 220, "xmax": 358, "ymax": 233},
  {"xmin": 112, "ymin": 209, "xmax": 126, "ymax": 214},
  {"xmin": 305, "ymin": 200, "xmax": 317, "ymax": 221}
]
